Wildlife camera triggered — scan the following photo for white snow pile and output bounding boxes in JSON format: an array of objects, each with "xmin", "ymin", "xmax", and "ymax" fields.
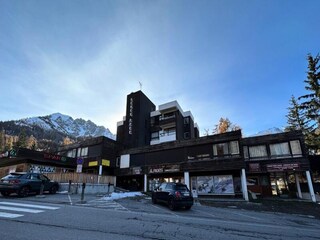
[{"xmin": 102, "ymin": 192, "xmax": 144, "ymax": 201}]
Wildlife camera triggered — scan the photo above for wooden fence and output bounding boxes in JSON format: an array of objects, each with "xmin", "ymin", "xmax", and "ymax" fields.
[{"xmin": 45, "ymin": 173, "xmax": 114, "ymax": 185}]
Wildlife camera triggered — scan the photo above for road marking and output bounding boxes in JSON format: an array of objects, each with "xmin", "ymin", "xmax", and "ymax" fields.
[
  {"xmin": 150, "ymin": 204, "xmax": 180, "ymax": 217},
  {"xmin": 0, "ymin": 206, "xmax": 44, "ymax": 213},
  {"xmin": 0, "ymin": 202, "xmax": 59, "ymax": 210},
  {"xmin": 0, "ymin": 212, "xmax": 24, "ymax": 218}
]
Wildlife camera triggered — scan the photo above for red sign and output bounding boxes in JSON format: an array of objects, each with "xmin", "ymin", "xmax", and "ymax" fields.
[{"xmin": 44, "ymin": 153, "xmax": 67, "ymax": 162}]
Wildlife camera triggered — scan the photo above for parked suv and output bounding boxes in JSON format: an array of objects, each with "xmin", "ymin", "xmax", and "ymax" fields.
[
  {"xmin": 152, "ymin": 182, "xmax": 193, "ymax": 210},
  {"xmin": 0, "ymin": 172, "xmax": 59, "ymax": 197}
]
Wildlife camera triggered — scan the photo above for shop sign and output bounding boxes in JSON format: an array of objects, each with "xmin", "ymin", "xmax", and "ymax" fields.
[
  {"xmin": 266, "ymin": 163, "xmax": 300, "ymax": 172},
  {"xmin": 164, "ymin": 165, "xmax": 180, "ymax": 172},
  {"xmin": 249, "ymin": 163, "xmax": 261, "ymax": 172},
  {"xmin": 102, "ymin": 159, "xmax": 110, "ymax": 167},
  {"xmin": 149, "ymin": 167, "xmax": 164, "ymax": 174},
  {"xmin": 149, "ymin": 165, "xmax": 180, "ymax": 174},
  {"xmin": 89, "ymin": 161, "xmax": 98, "ymax": 167},
  {"xmin": 44, "ymin": 153, "xmax": 66, "ymax": 162}
]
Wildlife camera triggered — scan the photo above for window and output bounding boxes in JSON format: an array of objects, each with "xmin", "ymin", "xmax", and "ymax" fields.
[
  {"xmin": 67, "ymin": 149, "xmax": 76, "ymax": 158},
  {"xmin": 77, "ymin": 147, "xmax": 88, "ymax": 157},
  {"xmin": 290, "ymin": 140, "xmax": 302, "ymax": 156},
  {"xmin": 230, "ymin": 141, "xmax": 240, "ymax": 154},
  {"xmin": 151, "ymin": 132, "xmax": 159, "ymax": 140},
  {"xmin": 249, "ymin": 145, "xmax": 267, "ymax": 158},
  {"xmin": 243, "ymin": 146, "xmax": 249, "ymax": 159},
  {"xmin": 270, "ymin": 142, "xmax": 290, "ymax": 157},
  {"xmin": 116, "ymin": 157, "xmax": 120, "ymax": 167},
  {"xmin": 213, "ymin": 141, "xmax": 240, "ymax": 157},
  {"xmin": 184, "ymin": 117, "xmax": 190, "ymax": 125}
]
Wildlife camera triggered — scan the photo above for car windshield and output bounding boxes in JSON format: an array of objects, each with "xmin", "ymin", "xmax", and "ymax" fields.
[{"xmin": 175, "ymin": 185, "xmax": 188, "ymax": 191}]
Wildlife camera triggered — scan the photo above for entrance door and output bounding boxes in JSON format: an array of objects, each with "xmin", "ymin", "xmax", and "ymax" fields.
[{"xmin": 270, "ymin": 173, "xmax": 289, "ymax": 196}]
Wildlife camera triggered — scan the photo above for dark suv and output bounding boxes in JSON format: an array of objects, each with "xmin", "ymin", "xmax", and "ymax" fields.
[
  {"xmin": 0, "ymin": 172, "xmax": 59, "ymax": 197},
  {"xmin": 152, "ymin": 182, "xmax": 193, "ymax": 210}
]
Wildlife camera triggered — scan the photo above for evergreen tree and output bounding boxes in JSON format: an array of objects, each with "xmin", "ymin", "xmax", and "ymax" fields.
[
  {"xmin": 299, "ymin": 54, "xmax": 320, "ymax": 125},
  {"xmin": 287, "ymin": 53, "xmax": 320, "ymax": 154},
  {"xmin": 285, "ymin": 95, "xmax": 314, "ymax": 149},
  {"xmin": 16, "ymin": 129, "xmax": 27, "ymax": 148}
]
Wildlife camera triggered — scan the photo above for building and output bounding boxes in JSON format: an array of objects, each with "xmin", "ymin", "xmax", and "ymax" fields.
[
  {"xmin": 57, "ymin": 136, "xmax": 121, "ymax": 176},
  {"xmin": 2, "ymin": 90, "xmax": 316, "ymax": 202},
  {"xmin": 116, "ymin": 91, "xmax": 156, "ymax": 149},
  {"xmin": 116, "ymin": 91, "xmax": 199, "ymax": 148},
  {"xmin": 243, "ymin": 131, "xmax": 316, "ymax": 201},
  {"xmin": 0, "ymin": 148, "xmax": 76, "ymax": 178},
  {"xmin": 116, "ymin": 130, "xmax": 248, "ymax": 200}
]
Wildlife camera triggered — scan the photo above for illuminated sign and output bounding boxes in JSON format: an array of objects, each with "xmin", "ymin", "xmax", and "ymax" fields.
[
  {"xmin": 102, "ymin": 159, "xmax": 110, "ymax": 166},
  {"xmin": 89, "ymin": 161, "xmax": 98, "ymax": 167}
]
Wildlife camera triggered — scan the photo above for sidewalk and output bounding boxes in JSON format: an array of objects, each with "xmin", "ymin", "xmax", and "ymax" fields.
[{"xmin": 199, "ymin": 198, "xmax": 320, "ymax": 219}]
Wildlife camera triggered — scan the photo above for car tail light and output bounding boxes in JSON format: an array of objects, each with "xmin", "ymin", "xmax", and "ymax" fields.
[
  {"xmin": 175, "ymin": 191, "xmax": 182, "ymax": 199},
  {"xmin": 9, "ymin": 180, "xmax": 20, "ymax": 184}
]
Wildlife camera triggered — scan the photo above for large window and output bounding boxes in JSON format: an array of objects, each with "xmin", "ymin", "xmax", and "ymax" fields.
[
  {"xmin": 248, "ymin": 145, "xmax": 268, "ymax": 158},
  {"xmin": 213, "ymin": 141, "xmax": 239, "ymax": 158},
  {"xmin": 77, "ymin": 147, "xmax": 88, "ymax": 157},
  {"xmin": 290, "ymin": 140, "xmax": 302, "ymax": 156},
  {"xmin": 67, "ymin": 149, "xmax": 76, "ymax": 158},
  {"xmin": 270, "ymin": 142, "xmax": 290, "ymax": 158}
]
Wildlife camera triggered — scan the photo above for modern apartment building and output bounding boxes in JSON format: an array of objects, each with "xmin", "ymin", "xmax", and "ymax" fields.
[{"xmin": 116, "ymin": 91, "xmax": 199, "ymax": 148}]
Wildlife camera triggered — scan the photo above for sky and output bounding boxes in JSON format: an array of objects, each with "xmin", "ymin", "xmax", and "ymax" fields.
[{"xmin": 0, "ymin": 0, "xmax": 319, "ymax": 137}]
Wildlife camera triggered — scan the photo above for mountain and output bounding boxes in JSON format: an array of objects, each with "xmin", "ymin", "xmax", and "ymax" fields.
[
  {"xmin": 251, "ymin": 127, "xmax": 284, "ymax": 137},
  {"xmin": 16, "ymin": 113, "xmax": 115, "ymax": 140},
  {"xmin": 0, "ymin": 113, "xmax": 116, "ymax": 152}
]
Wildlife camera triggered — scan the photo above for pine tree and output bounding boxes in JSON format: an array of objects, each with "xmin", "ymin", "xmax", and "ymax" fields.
[
  {"xmin": 299, "ymin": 54, "xmax": 320, "ymax": 124},
  {"xmin": 285, "ymin": 95, "xmax": 314, "ymax": 149},
  {"xmin": 16, "ymin": 129, "xmax": 27, "ymax": 148},
  {"xmin": 294, "ymin": 53, "xmax": 320, "ymax": 154}
]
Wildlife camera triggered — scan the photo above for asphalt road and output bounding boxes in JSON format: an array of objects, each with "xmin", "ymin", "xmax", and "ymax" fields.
[{"xmin": 0, "ymin": 193, "xmax": 319, "ymax": 240}]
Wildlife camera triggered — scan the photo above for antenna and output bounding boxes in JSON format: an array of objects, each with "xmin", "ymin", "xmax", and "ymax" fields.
[{"xmin": 139, "ymin": 81, "xmax": 142, "ymax": 91}]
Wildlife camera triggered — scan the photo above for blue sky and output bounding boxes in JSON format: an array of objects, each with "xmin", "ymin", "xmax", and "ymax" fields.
[{"xmin": 0, "ymin": 0, "xmax": 319, "ymax": 136}]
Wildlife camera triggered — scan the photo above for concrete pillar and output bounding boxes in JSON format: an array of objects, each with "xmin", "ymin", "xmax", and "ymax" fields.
[
  {"xmin": 241, "ymin": 169, "xmax": 249, "ymax": 201},
  {"xmin": 295, "ymin": 173, "xmax": 302, "ymax": 199},
  {"xmin": 113, "ymin": 176, "xmax": 117, "ymax": 187},
  {"xmin": 306, "ymin": 171, "xmax": 316, "ymax": 203},
  {"xmin": 144, "ymin": 174, "xmax": 147, "ymax": 192},
  {"xmin": 184, "ymin": 171, "xmax": 190, "ymax": 189},
  {"xmin": 98, "ymin": 165, "xmax": 103, "ymax": 184}
]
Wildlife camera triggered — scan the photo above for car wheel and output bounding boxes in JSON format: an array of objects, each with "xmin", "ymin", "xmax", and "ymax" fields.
[
  {"xmin": 168, "ymin": 199, "xmax": 176, "ymax": 211},
  {"xmin": 18, "ymin": 186, "xmax": 30, "ymax": 197},
  {"xmin": 1, "ymin": 191, "xmax": 10, "ymax": 197},
  {"xmin": 49, "ymin": 185, "xmax": 58, "ymax": 194},
  {"xmin": 185, "ymin": 206, "xmax": 192, "ymax": 210}
]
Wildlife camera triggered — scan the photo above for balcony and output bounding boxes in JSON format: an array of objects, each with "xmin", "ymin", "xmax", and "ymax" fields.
[
  {"xmin": 159, "ymin": 113, "xmax": 176, "ymax": 126},
  {"xmin": 150, "ymin": 130, "xmax": 176, "ymax": 145}
]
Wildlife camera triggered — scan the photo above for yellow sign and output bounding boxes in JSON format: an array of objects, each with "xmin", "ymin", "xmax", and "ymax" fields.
[
  {"xmin": 88, "ymin": 161, "xmax": 98, "ymax": 167},
  {"xmin": 102, "ymin": 159, "xmax": 110, "ymax": 166}
]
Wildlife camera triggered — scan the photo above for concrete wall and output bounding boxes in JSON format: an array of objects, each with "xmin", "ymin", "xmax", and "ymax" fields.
[{"xmin": 59, "ymin": 183, "xmax": 114, "ymax": 195}]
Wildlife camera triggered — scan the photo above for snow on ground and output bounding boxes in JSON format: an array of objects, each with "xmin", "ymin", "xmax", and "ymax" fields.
[{"xmin": 102, "ymin": 192, "xmax": 144, "ymax": 201}]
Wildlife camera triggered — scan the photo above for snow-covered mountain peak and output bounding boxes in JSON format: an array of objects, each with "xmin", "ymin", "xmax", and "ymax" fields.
[{"xmin": 15, "ymin": 113, "xmax": 116, "ymax": 140}]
